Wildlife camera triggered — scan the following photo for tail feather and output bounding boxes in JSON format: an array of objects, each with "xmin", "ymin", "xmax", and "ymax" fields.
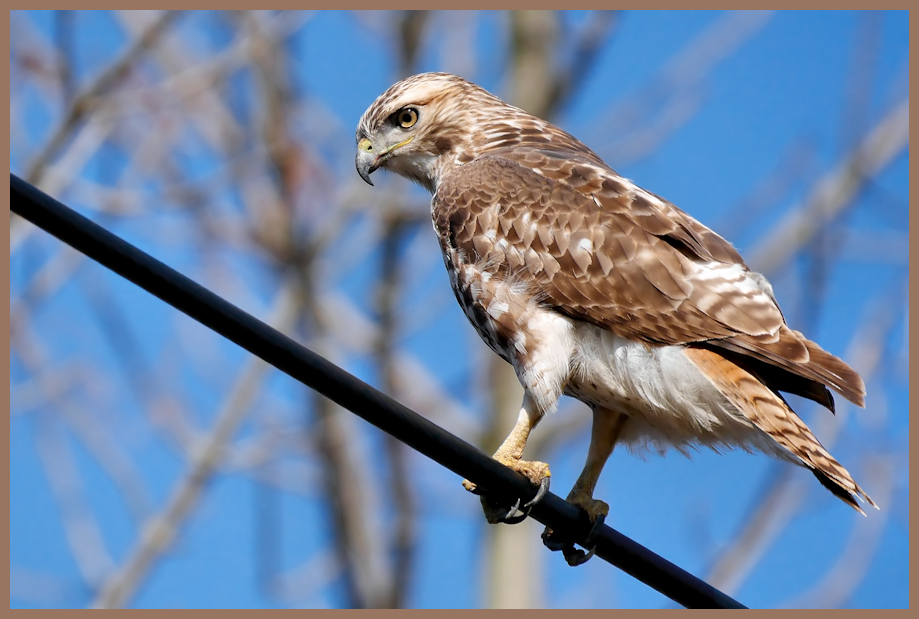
[
  {"xmin": 796, "ymin": 330, "xmax": 866, "ymax": 406},
  {"xmin": 711, "ymin": 326, "xmax": 866, "ymax": 408},
  {"xmin": 684, "ymin": 347, "xmax": 876, "ymax": 513},
  {"xmin": 812, "ymin": 469, "xmax": 868, "ymax": 515},
  {"xmin": 710, "ymin": 344, "xmax": 837, "ymax": 414}
]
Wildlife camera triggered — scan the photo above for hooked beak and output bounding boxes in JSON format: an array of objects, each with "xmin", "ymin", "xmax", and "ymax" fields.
[
  {"xmin": 355, "ymin": 135, "xmax": 414, "ymax": 187},
  {"xmin": 356, "ymin": 146, "xmax": 377, "ymax": 186}
]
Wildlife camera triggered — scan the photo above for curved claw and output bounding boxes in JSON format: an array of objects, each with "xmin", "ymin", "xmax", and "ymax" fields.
[
  {"xmin": 524, "ymin": 475, "xmax": 550, "ymax": 509},
  {"xmin": 564, "ymin": 513, "xmax": 605, "ymax": 565},
  {"xmin": 498, "ymin": 475, "xmax": 551, "ymax": 524},
  {"xmin": 585, "ymin": 513, "xmax": 606, "ymax": 546},
  {"xmin": 563, "ymin": 544, "xmax": 597, "ymax": 567},
  {"xmin": 542, "ymin": 512, "xmax": 606, "ymax": 566},
  {"xmin": 501, "ymin": 499, "xmax": 527, "ymax": 524}
]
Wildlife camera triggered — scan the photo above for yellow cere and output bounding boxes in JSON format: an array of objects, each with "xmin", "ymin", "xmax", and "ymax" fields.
[{"xmin": 358, "ymin": 138, "xmax": 374, "ymax": 152}]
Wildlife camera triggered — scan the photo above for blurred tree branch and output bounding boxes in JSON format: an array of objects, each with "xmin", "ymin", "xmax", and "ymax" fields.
[
  {"xmin": 592, "ymin": 10, "xmax": 773, "ymax": 166},
  {"xmin": 92, "ymin": 282, "xmax": 301, "ymax": 608},
  {"xmin": 748, "ymin": 99, "xmax": 908, "ymax": 276},
  {"xmin": 24, "ymin": 11, "xmax": 180, "ymax": 187}
]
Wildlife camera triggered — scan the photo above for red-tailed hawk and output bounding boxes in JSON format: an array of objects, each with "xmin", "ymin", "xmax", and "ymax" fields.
[{"xmin": 355, "ymin": 72, "xmax": 876, "ymax": 565}]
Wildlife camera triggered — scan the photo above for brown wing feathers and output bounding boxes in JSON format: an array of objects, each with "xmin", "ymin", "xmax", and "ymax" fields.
[
  {"xmin": 438, "ymin": 150, "xmax": 866, "ymax": 412},
  {"xmin": 525, "ymin": 147, "xmax": 867, "ymax": 411},
  {"xmin": 436, "ymin": 140, "xmax": 872, "ymax": 512},
  {"xmin": 684, "ymin": 348, "xmax": 876, "ymax": 513}
]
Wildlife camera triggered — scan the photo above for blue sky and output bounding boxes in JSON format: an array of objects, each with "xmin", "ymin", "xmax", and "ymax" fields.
[{"xmin": 10, "ymin": 10, "xmax": 909, "ymax": 609}]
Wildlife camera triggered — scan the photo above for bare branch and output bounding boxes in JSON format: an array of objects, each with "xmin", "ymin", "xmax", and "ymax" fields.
[
  {"xmin": 780, "ymin": 455, "xmax": 895, "ymax": 609},
  {"xmin": 11, "ymin": 313, "xmax": 155, "ymax": 528},
  {"xmin": 374, "ymin": 214, "xmax": 419, "ymax": 608},
  {"xmin": 10, "ymin": 246, "xmax": 84, "ymax": 331},
  {"xmin": 545, "ymin": 10, "xmax": 618, "ymax": 116},
  {"xmin": 748, "ymin": 99, "xmax": 908, "ymax": 276},
  {"xmin": 35, "ymin": 414, "xmax": 115, "ymax": 588},
  {"xmin": 54, "ymin": 10, "xmax": 76, "ymax": 105},
  {"xmin": 92, "ymin": 282, "xmax": 300, "ymax": 608},
  {"xmin": 592, "ymin": 11, "xmax": 773, "ymax": 165},
  {"xmin": 398, "ymin": 10, "xmax": 429, "ymax": 74},
  {"xmin": 268, "ymin": 549, "xmax": 343, "ymax": 606},
  {"xmin": 12, "ymin": 11, "xmax": 180, "ymax": 253},
  {"xmin": 24, "ymin": 11, "xmax": 180, "ymax": 186}
]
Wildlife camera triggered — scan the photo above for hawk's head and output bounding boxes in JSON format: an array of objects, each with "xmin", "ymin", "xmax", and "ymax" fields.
[{"xmin": 355, "ymin": 72, "xmax": 506, "ymax": 192}]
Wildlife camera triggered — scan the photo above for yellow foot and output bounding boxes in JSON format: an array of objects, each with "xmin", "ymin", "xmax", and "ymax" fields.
[
  {"xmin": 542, "ymin": 493, "xmax": 609, "ymax": 566},
  {"xmin": 502, "ymin": 457, "xmax": 551, "ymax": 489},
  {"xmin": 568, "ymin": 494, "xmax": 609, "ymax": 524},
  {"xmin": 463, "ymin": 458, "xmax": 551, "ymax": 491},
  {"xmin": 462, "ymin": 457, "xmax": 551, "ymax": 524}
]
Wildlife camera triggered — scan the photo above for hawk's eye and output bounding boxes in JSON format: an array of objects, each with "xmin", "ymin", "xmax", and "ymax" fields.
[{"xmin": 396, "ymin": 108, "xmax": 418, "ymax": 129}]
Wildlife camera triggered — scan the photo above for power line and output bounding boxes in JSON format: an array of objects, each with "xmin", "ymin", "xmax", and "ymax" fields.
[{"xmin": 10, "ymin": 173, "xmax": 747, "ymax": 609}]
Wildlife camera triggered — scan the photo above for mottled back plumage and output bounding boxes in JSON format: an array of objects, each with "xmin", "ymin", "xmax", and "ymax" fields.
[{"xmin": 355, "ymin": 72, "xmax": 874, "ymax": 530}]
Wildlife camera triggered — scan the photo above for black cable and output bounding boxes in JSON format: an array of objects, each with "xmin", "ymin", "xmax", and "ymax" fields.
[{"xmin": 9, "ymin": 173, "xmax": 747, "ymax": 609}]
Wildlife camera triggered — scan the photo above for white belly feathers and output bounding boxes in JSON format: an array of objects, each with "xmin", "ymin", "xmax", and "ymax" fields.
[{"xmin": 534, "ymin": 308, "xmax": 794, "ymax": 461}]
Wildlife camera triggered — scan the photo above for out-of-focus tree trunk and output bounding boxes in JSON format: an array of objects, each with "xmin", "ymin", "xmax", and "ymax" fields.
[
  {"xmin": 482, "ymin": 10, "xmax": 619, "ymax": 608},
  {"xmin": 482, "ymin": 10, "xmax": 557, "ymax": 610},
  {"xmin": 483, "ymin": 359, "xmax": 543, "ymax": 608}
]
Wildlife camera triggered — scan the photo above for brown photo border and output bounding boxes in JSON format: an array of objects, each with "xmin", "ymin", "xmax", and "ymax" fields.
[{"xmin": 4, "ymin": 7, "xmax": 913, "ymax": 613}]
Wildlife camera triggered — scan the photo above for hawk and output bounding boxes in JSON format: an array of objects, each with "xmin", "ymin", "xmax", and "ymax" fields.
[{"xmin": 355, "ymin": 72, "xmax": 876, "ymax": 565}]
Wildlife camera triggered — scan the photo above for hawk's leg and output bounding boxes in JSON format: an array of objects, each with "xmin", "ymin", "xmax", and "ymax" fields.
[
  {"xmin": 543, "ymin": 406, "xmax": 627, "ymax": 566},
  {"xmin": 463, "ymin": 393, "xmax": 551, "ymax": 524}
]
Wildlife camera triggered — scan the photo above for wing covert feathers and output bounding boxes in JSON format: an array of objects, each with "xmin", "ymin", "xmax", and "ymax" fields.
[
  {"xmin": 684, "ymin": 348, "xmax": 877, "ymax": 514},
  {"xmin": 435, "ymin": 153, "xmax": 867, "ymax": 410}
]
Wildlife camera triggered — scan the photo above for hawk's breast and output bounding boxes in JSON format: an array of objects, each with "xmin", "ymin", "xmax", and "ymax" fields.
[{"xmin": 438, "ymin": 244, "xmax": 532, "ymax": 367}]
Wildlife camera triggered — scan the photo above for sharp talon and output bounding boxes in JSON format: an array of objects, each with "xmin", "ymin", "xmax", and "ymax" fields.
[
  {"xmin": 498, "ymin": 497, "xmax": 524, "ymax": 523},
  {"xmin": 585, "ymin": 513, "xmax": 605, "ymax": 546},
  {"xmin": 564, "ymin": 543, "xmax": 597, "ymax": 567},
  {"xmin": 560, "ymin": 511, "xmax": 605, "ymax": 566},
  {"xmin": 565, "ymin": 521, "xmax": 602, "ymax": 566},
  {"xmin": 472, "ymin": 459, "xmax": 550, "ymax": 525},
  {"xmin": 562, "ymin": 508, "xmax": 604, "ymax": 565},
  {"xmin": 501, "ymin": 475, "xmax": 551, "ymax": 524},
  {"xmin": 522, "ymin": 475, "xmax": 550, "ymax": 509},
  {"xmin": 542, "ymin": 506, "xmax": 604, "ymax": 565}
]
